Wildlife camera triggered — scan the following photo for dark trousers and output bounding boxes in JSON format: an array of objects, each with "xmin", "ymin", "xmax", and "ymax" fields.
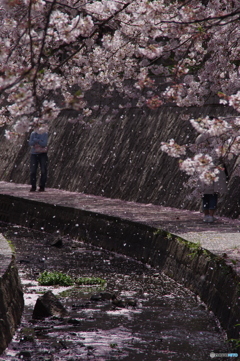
[
  {"xmin": 202, "ymin": 193, "xmax": 218, "ymax": 210},
  {"xmin": 30, "ymin": 153, "xmax": 48, "ymax": 189}
]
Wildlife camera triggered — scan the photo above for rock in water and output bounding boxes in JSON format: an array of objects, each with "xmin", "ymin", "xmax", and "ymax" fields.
[
  {"xmin": 50, "ymin": 238, "xmax": 63, "ymax": 248},
  {"xmin": 32, "ymin": 290, "xmax": 67, "ymax": 319}
]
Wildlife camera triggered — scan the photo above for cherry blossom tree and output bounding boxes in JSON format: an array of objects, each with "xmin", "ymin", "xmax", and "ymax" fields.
[{"xmin": 0, "ymin": 0, "xmax": 240, "ymax": 186}]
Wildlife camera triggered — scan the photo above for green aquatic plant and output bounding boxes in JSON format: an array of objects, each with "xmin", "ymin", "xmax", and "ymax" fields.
[
  {"xmin": 227, "ymin": 337, "xmax": 240, "ymax": 349},
  {"xmin": 110, "ymin": 343, "xmax": 118, "ymax": 348},
  {"xmin": 37, "ymin": 271, "xmax": 74, "ymax": 286},
  {"xmin": 75, "ymin": 277, "xmax": 106, "ymax": 286},
  {"xmin": 20, "ymin": 327, "xmax": 35, "ymax": 342},
  {"xmin": 59, "ymin": 283, "xmax": 106, "ymax": 298},
  {"xmin": 37, "ymin": 272, "xmax": 106, "ymax": 289}
]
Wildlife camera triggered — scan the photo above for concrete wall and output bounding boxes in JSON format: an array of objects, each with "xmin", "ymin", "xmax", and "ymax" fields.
[
  {"xmin": 0, "ymin": 234, "xmax": 24, "ymax": 355},
  {"xmin": 0, "ymin": 105, "xmax": 239, "ymax": 217},
  {"xmin": 0, "ymin": 193, "xmax": 239, "ymax": 339}
]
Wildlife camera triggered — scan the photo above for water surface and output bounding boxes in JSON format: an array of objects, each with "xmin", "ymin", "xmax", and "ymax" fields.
[{"xmin": 0, "ymin": 224, "xmax": 232, "ymax": 360}]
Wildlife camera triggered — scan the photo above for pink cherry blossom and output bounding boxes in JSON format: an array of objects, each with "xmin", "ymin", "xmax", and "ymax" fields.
[{"xmin": 0, "ymin": 0, "xmax": 239, "ymax": 188}]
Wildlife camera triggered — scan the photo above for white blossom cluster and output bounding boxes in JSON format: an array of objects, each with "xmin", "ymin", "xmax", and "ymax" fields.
[
  {"xmin": 190, "ymin": 117, "xmax": 231, "ymax": 136},
  {"xmin": 161, "ymin": 139, "xmax": 186, "ymax": 158},
  {"xmin": 180, "ymin": 154, "xmax": 220, "ymax": 184},
  {"xmin": 162, "ymin": 113, "xmax": 240, "ymax": 188},
  {"xmin": 0, "ymin": 0, "xmax": 240, "ymax": 179}
]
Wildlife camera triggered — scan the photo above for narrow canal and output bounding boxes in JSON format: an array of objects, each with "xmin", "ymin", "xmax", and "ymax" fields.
[{"xmin": 0, "ymin": 223, "xmax": 233, "ymax": 361}]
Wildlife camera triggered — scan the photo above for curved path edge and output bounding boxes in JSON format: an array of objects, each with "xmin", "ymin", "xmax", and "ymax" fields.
[
  {"xmin": 0, "ymin": 181, "xmax": 239, "ymax": 341},
  {"xmin": 0, "ymin": 234, "xmax": 24, "ymax": 355}
]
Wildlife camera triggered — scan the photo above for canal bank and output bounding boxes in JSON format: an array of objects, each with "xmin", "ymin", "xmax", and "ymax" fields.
[
  {"xmin": 0, "ymin": 234, "xmax": 24, "ymax": 354},
  {"xmin": 0, "ymin": 224, "xmax": 234, "ymax": 361},
  {"xmin": 0, "ymin": 181, "xmax": 240, "ymax": 345}
]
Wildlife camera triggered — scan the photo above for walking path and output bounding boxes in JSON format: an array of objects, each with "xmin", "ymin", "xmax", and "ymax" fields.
[{"xmin": 0, "ymin": 181, "xmax": 240, "ymax": 275}]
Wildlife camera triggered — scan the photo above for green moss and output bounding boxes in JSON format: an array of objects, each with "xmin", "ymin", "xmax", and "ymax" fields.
[
  {"xmin": 202, "ymin": 249, "xmax": 209, "ymax": 257},
  {"xmin": 153, "ymin": 229, "xmax": 176, "ymax": 241},
  {"xmin": 166, "ymin": 233, "xmax": 174, "ymax": 241},
  {"xmin": 188, "ymin": 241, "xmax": 201, "ymax": 249},
  {"xmin": 7, "ymin": 239, "xmax": 15, "ymax": 254},
  {"xmin": 153, "ymin": 229, "xmax": 165, "ymax": 236},
  {"xmin": 175, "ymin": 237, "xmax": 202, "ymax": 259},
  {"xmin": 176, "ymin": 236, "xmax": 185, "ymax": 244}
]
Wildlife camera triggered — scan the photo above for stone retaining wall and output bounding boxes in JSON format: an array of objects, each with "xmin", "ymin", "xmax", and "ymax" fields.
[
  {"xmin": 0, "ymin": 234, "xmax": 24, "ymax": 355},
  {"xmin": 0, "ymin": 193, "xmax": 239, "ymax": 340},
  {"xmin": 0, "ymin": 105, "xmax": 240, "ymax": 217}
]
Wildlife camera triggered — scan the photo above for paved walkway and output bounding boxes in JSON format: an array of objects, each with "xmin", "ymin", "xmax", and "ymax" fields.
[{"xmin": 1, "ymin": 181, "xmax": 240, "ymax": 275}]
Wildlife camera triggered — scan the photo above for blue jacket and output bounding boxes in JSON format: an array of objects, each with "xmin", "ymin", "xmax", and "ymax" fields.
[{"xmin": 29, "ymin": 132, "xmax": 48, "ymax": 154}]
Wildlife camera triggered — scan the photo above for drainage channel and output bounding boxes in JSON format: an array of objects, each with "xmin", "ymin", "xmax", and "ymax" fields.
[{"xmin": 0, "ymin": 223, "xmax": 234, "ymax": 361}]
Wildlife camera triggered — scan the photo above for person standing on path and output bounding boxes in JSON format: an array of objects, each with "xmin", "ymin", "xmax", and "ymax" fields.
[
  {"xmin": 201, "ymin": 166, "xmax": 228, "ymax": 223},
  {"xmin": 29, "ymin": 128, "xmax": 48, "ymax": 192},
  {"xmin": 196, "ymin": 133, "xmax": 228, "ymax": 223}
]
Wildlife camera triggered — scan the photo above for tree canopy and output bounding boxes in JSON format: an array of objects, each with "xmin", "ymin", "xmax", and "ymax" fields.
[{"xmin": 1, "ymin": 0, "xmax": 240, "ymax": 185}]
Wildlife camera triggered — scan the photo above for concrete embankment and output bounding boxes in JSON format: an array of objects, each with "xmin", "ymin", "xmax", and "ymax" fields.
[
  {"xmin": 0, "ymin": 234, "xmax": 24, "ymax": 354},
  {"xmin": 0, "ymin": 104, "xmax": 240, "ymax": 218},
  {"xmin": 0, "ymin": 183, "xmax": 239, "ymax": 341}
]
